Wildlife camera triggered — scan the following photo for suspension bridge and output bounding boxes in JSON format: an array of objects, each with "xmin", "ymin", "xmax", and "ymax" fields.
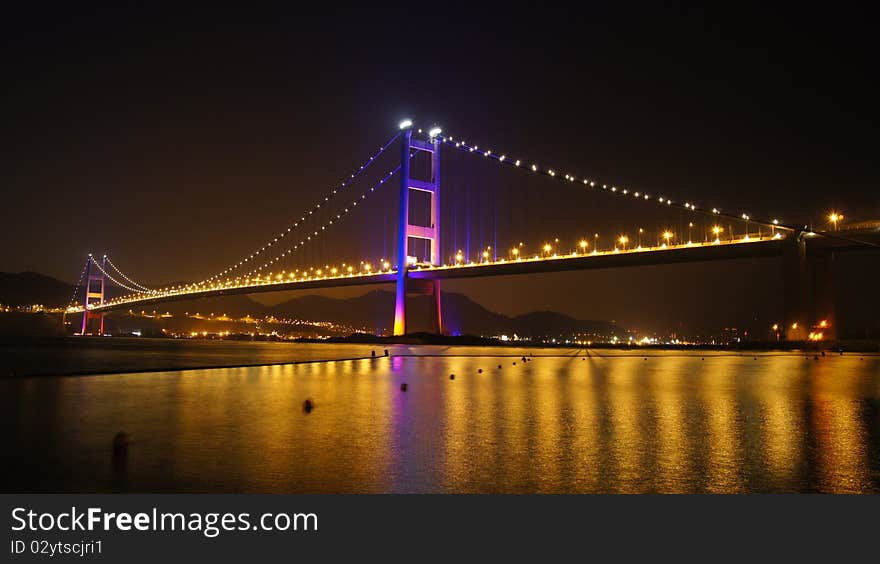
[{"xmin": 67, "ymin": 121, "xmax": 879, "ymax": 341}]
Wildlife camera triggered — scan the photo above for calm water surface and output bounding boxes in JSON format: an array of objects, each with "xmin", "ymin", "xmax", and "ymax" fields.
[{"xmin": 2, "ymin": 341, "xmax": 879, "ymax": 493}]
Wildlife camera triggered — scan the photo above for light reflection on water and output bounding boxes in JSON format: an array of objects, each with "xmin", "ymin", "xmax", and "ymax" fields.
[{"xmin": 2, "ymin": 347, "xmax": 879, "ymax": 493}]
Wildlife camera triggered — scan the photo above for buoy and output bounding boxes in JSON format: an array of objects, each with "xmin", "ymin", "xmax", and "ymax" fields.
[
  {"xmin": 478, "ymin": 368, "xmax": 482, "ymax": 373},
  {"xmin": 701, "ymin": 358, "xmax": 704, "ymax": 361},
  {"xmin": 513, "ymin": 362, "xmax": 516, "ymax": 365},
  {"xmin": 521, "ymin": 356, "xmax": 526, "ymax": 362},
  {"xmin": 112, "ymin": 432, "xmax": 130, "ymax": 459},
  {"xmin": 384, "ymin": 349, "xmax": 389, "ymax": 357},
  {"xmin": 582, "ymin": 358, "xmax": 586, "ymax": 361},
  {"xmin": 754, "ymin": 357, "xmax": 757, "ymax": 360},
  {"xmin": 371, "ymin": 350, "xmax": 376, "ymax": 357},
  {"xmin": 498, "ymin": 364, "xmax": 502, "ymax": 369},
  {"xmin": 450, "ymin": 374, "xmax": 455, "ymax": 380},
  {"xmin": 814, "ymin": 356, "xmax": 819, "ymax": 360},
  {"xmin": 303, "ymin": 399, "xmax": 314, "ymax": 413},
  {"xmin": 400, "ymin": 383, "xmax": 408, "ymax": 391},
  {"xmin": 644, "ymin": 358, "xmax": 647, "ymax": 361}
]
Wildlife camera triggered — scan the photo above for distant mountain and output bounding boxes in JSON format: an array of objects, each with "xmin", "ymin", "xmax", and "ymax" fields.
[
  {"xmin": 149, "ymin": 294, "xmax": 268, "ymax": 318},
  {"xmin": 510, "ymin": 311, "xmax": 620, "ymax": 339},
  {"xmin": 267, "ymin": 290, "xmax": 514, "ymax": 335},
  {"xmin": 0, "ymin": 272, "xmax": 628, "ymax": 337},
  {"xmin": 0, "ymin": 272, "xmax": 73, "ymax": 307},
  {"xmin": 268, "ymin": 289, "xmax": 624, "ymax": 338}
]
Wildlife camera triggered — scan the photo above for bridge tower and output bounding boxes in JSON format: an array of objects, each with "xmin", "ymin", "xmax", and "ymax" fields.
[
  {"xmin": 394, "ymin": 126, "xmax": 442, "ymax": 336},
  {"xmin": 80, "ymin": 254, "xmax": 106, "ymax": 335}
]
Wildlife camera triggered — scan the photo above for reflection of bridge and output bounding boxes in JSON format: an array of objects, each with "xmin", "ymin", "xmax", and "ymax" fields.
[{"xmin": 69, "ymin": 122, "xmax": 879, "ymax": 341}]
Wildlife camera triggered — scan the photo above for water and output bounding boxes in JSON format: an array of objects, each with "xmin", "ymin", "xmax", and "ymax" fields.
[{"xmin": 2, "ymin": 340, "xmax": 879, "ymax": 493}]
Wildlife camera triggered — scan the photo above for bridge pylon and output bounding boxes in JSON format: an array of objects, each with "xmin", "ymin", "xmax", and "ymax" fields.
[
  {"xmin": 782, "ymin": 234, "xmax": 837, "ymax": 342},
  {"xmin": 80, "ymin": 254, "xmax": 107, "ymax": 335},
  {"xmin": 394, "ymin": 126, "xmax": 442, "ymax": 336}
]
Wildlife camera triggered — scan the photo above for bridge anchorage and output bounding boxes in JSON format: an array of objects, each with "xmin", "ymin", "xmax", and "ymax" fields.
[{"xmin": 67, "ymin": 120, "xmax": 880, "ymax": 341}]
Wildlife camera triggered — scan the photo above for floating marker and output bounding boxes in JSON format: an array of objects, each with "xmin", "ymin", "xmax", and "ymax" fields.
[{"xmin": 112, "ymin": 431, "xmax": 130, "ymax": 461}]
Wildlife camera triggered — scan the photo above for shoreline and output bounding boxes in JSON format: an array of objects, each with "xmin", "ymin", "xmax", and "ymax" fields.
[
  {"xmin": 2, "ymin": 337, "xmax": 877, "ymax": 379},
  {"xmin": 3, "ymin": 332, "xmax": 879, "ymax": 352}
]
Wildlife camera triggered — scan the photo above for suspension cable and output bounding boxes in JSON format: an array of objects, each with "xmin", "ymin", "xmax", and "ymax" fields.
[
  {"xmin": 89, "ymin": 257, "xmax": 148, "ymax": 295},
  {"xmin": 66, "ymin": 257, "xmax": 90, "ymax": 308},
  {"xmin": 200, "ymin": 163, "xmax": 403, "ymax": 285},
  {"xmin": 433, "ymin": 130, "xmax": 793, "ymax": 234},
  {"xmin": 105, "ymin": 255, "xmax": 153, "ymax": 292},
  {"xmin": 199, "ymin": 130, "xmax": 402, "ymax": 285}
]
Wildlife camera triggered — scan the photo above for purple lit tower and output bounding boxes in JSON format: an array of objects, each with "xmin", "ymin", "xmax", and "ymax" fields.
[{"xmin": 393, "ymin": 123, "xmax": 442, "ymax": 336}]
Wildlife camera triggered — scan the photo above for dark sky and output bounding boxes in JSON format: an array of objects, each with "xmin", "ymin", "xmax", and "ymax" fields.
[{"xmin": 2, "ymin": 5, "xmax": 878, "ymax": 335}]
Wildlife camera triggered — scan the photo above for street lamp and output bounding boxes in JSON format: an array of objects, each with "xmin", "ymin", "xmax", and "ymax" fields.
[
  {"xmin": 662, "ymin": 231, "xmax": 673, "ymax": 247},
  {"xmin": 618, "ymin": 235, "xmax": 629, "ymax": 250},
  {"xmin": 579, "ymin": 240, "xmax": 588, "ymax": 254},
  {"xmin": 543, "ymin": 243, "xmax": 552, "ymax": 257},
  {"xmin": 712, "ymin": 225, "xmax": 723, "ymax": 243},
  {"xmin": 688, "ymin": 222, "xmax": 693, "ymax": 244},
  {"xmin": 828, "ymin": 212, "xmax": 843, "ymax": 231}
]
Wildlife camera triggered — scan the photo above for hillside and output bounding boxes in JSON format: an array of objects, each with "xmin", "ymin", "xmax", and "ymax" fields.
[
  {"xmin": 0, "ymin": 272, "xmax": 73, "ymax": 307},
  {"xmin": 0, "ymin": 272, "xmax": 627, "ymax": 338}
]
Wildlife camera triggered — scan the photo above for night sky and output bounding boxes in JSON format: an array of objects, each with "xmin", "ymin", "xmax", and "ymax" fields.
[{"xmin": 3, "ymin": 6, "xmax": 878, "ymax": 336}]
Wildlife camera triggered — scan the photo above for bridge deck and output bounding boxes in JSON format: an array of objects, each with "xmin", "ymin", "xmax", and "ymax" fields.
[{"xmin": 82, "ymin": 236, "xmax": 792, "ymax": 313}]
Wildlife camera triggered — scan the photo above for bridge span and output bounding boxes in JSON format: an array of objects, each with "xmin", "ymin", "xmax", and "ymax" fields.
[{"xmin": 69, "ymin": 121, "xmax": 879, "ymax": 341}]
